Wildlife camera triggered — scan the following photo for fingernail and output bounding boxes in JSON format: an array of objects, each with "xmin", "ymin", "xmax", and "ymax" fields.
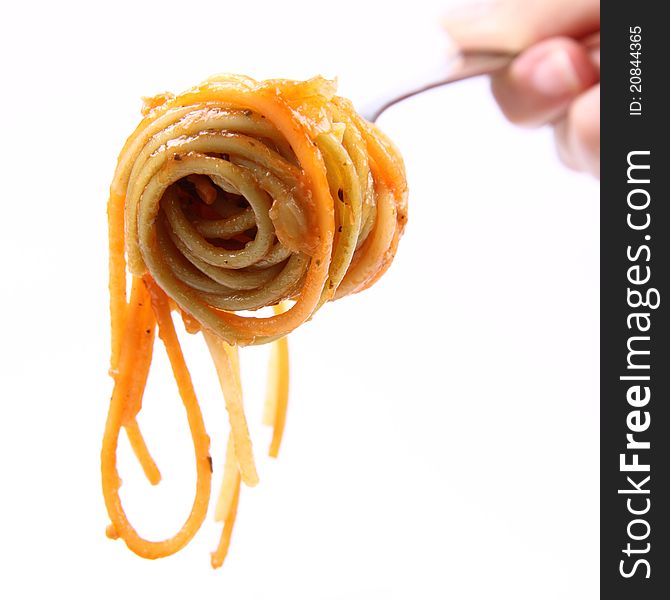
[
  {"xmin": 441, "ymin": 1, "xmax": 523, "ymax": 52},
  {"xmin": 531, "ymin": 49, "xmax": 581, "ymax": 97},
  {"xmin": 442, "ymin": 0, "xmax": 498, "ymax": 22},
  {"xmin": 441, "ymin": 1, "xmax": 497, "ymax": 45}
]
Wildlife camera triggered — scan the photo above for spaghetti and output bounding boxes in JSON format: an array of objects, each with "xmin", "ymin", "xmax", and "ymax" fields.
[{"xmin": 102, "ymin": 74, "xmax": 408, "ymax": 568}]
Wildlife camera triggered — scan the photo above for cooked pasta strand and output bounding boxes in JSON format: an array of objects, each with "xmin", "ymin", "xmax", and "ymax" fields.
[
  {"xmin": 101, "ymin": 276, "xmax": 212, "ymax": 559},
  {"xmin": 124, "ymin": 419, "xmax": 161, "ymax": 485},
  {"xmin": 215, "ymin": 434, "xmax": 240, "ymax": 522},
  {"xmin": 264, "ymin": 304, "xmax": 290, "ymax": 458},
  {"xmin": 204, "ymin": 331, "xmax": 259, "ymax": 487},
  {"xmin": 211, "ymin": 467, "xmax": 241, "ymax": 569}
]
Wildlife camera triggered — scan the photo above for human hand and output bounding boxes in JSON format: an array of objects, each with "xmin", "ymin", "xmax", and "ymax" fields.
[{"xmin": 444, "ymin": 0, "xmax": 600, "ymax": 178}]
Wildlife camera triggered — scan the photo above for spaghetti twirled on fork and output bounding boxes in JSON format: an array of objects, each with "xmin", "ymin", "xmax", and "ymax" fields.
[{"xmin": 102, "ymin": 74, "xmax": 408, "ymax": 568}]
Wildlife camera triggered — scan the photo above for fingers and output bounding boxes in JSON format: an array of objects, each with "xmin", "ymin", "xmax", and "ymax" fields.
[
  {"xmin": 490, "ymin": 37, "xmax": 599, "ymax": 126},
  {"xmin": 443, "ymin": 0, "xmax": 600, "ymax": 52},
  {"xmin": 554, "ymin": 84, "xmax": 600, "ymax": 177},
  {"xmin": 442, "ymin": 0, "xmax": 601, "ymax": 178},
  {"xmin": 491, "ymin": 37, "xmax": 600, "ymax": 177}
]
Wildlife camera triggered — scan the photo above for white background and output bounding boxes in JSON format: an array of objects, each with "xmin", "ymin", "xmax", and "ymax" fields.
[{"xmin": 0, "ymin": 1, "xmax": 599, "ymax": 598}]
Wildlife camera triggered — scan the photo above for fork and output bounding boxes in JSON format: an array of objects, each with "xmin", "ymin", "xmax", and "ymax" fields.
[
  {"xmin": 360, "ymin": 49, "xmax": 515, "ymax": 123},
  {"xmin": 361, "ymin": 30, "xmax": 600, "ymax": 123}
]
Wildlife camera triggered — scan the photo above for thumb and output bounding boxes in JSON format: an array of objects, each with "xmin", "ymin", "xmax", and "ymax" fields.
[{"xmin": 443, "ymin": 0, "xmax": 600, "ymax": 52}]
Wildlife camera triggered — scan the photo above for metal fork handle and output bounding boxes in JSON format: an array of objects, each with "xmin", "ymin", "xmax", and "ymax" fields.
[{"xmin": 362, "ymin": 50, "xmax": 515, "ymax": 123}]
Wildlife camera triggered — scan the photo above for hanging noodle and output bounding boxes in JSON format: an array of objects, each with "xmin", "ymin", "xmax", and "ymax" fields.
[{"xmin": 102, "ymin": 74, "xmax": 408, "ymax": 568}]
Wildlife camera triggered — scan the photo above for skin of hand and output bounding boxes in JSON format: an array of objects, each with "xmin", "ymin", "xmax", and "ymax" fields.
[{"xmin": 443, "ymin": 0, "xmax": 600, "ymax": 178}]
